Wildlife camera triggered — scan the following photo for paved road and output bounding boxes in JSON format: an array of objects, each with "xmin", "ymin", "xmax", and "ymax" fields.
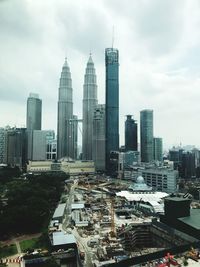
[
  {"xmin": 71, "ymin": 228, "xmax": 93, "ymax": 267},
  {"xmin": 15, "ymin": 240, "xmax": 21, "ymax": 254},
  {"xmin": 62, "ymin": 179, "xmax": 93, "ymax": 267}
]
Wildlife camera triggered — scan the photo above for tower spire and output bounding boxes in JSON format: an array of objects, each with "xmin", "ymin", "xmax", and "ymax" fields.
[{"xmin": 112, "ymin": 26, "xmax": 115, "ymax": 48}]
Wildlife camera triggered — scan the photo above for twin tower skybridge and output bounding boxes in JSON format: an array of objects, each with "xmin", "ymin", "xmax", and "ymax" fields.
[{"xmin": 67, "ymin": 118, "xmax": 83, "ymax": 136}]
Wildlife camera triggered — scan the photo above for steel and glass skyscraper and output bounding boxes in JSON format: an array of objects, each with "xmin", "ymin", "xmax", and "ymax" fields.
[
  {"xmin": 57, "ymin": 58, "xmax": 74, "ymax": 159},
  {"xmin": 82, "ymin": 55, "xmax": 98, "ymax": 160},
  {"xmin": 26, "ymin": 93, "xmax": 42, "ymax": 131},
  {"xmin": 26, "ymin": 93, "xmax": 42, "ymax": 160},
  {"xmin": 140, "ymin": 109, "xmax": 153, "ymax": 162},
  {"xmin": 105, "ymin": 48, "xmax": 119, "ymax": 172},
  {"xmin": 125, "ymin": 115, "xmax": 137, "ymax": 152}
]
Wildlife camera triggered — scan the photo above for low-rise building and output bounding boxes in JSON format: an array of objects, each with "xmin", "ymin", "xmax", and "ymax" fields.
[{"xmin": 140, "ymin": 168, "xmax": 178, "ymax": 193}]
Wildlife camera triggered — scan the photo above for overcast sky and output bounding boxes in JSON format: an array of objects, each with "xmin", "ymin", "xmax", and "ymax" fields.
[{"xmin": 1, "ymin": 0, "xmax": 200, "ymax": 149}]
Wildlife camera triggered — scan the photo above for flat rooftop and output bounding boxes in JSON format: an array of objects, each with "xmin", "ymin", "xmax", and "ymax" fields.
[
  {"xmin": 52, "ymin": 232, "xmax": 76, "ymax": 246},
  {"xmin": 53, "ymin": 203, "xmax": 66, "ymax": 218},
  {"xmin": 71, "ymin": 203, "xmax": 85, "ymax": 210},
  {"xmin": 179, "ymin": 209, "xmax": 200, "ymax": 230},
  {"xmin": 165, "ymin": 196, "xmax": 191, "ymax": 202},
  {"xmin": 116, "ymin": 190, "xmax": 168, "ymax": 202}
]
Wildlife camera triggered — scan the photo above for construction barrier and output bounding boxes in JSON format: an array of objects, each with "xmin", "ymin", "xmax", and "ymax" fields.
[{"xmin": 0, "ymin": 257, "xmax": 22, "ymax": 264}]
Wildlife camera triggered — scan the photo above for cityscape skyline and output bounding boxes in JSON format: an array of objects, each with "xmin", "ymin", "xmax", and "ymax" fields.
[{"xmin": 1, "ymin": 0, "xmax": 200, "ymax": 149}]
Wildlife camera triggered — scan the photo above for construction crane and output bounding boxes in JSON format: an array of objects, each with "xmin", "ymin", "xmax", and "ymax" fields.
[{"xmin": 110, "ymin": 198, "xmax": 116, "ymax": 237}]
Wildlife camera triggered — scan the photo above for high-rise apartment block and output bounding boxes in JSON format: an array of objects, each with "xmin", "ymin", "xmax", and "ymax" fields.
[
  {"xmin": 105, "ymin": 48, "xmax": 119, "ymax": 172},
  {"xmin": 125, "ymin": 115, "xmax": 137, "ymax": 152},
  {"xmin": 82, "ymin": 55, "xmax": 98, "ymax": 160},
  {"xmin": 93, "ymin": 104, "xmax": 105, "ymax": 171},
  {"xmin": 140, "ymin": 109, "xmax": 153, "ymax": 163},
  {"xmin": 153, "ymin": 137, "xmax": 163, "ymax": 162},
  {"xmin": 57, "ymin": 58, "xmax": 75, "ymax": 160}
]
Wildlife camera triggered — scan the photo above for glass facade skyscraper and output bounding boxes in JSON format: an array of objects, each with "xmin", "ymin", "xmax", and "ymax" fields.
[
  {"xmin": 82, "ymin": 55, "xmax": 98, "ymax": 160},
  {"xmin": 140, "ymin": 109, "xmax": 153, "ymax": 162},
  {"xmin": 105, "ymin": 48, "xmax": 119, "ymax": 172},
  {"xmin": 26, "ymin": 93, "xmax": 42, "ymax": 160},
  {"xmin": 125, "ymin": 115, "xmax": 137, "ymax": 152},
  {"xmin": 57, "ymin": 58, "xmax": 74, "ymax": 159},
  {"xmin": 26, "ymin": 93, "xmax": 42, "ymax": 131}
]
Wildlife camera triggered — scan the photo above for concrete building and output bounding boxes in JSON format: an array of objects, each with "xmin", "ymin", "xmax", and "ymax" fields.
[
  {"xmin": 4, "ymin": 128, "xmax": 27, "ymax": 168},
  {"xmin": 160, "ymin": 194, "xmax": 200, "ymax": 240},
  {"xmin": 32, "ymin": 130, "xmax": 55, "ymax": 161},
  {"xmin": 57, "ymin": 58, "xmax": 75, "ymax": 160},
  {"xmin": 93, "ymin": 104, "xmax": 105, "ymax": 171},
  {"xmin": 82, "ymin": 55, "xmax": 98, "ymax": 160},
  {"xmin": 0, "ymin": 128, "xmax": 5, "ymax": 163},
  {"xmin": 125, "ymin": 115, "xmax": 137, "ymax": 152},
  {"xmin": 140, "ymin": 109, "xmax": 153, "ymax": 163},
  {"xmin": 153, "ymin": 137, "xmax": 163, "ymax": 162},
  {"xmin": 27, "ymin": 160, "xmax": 95, "ymax": 175},
  {"xmin": 140, "ymin": 167, "xmax": 178, "ymax": 193},
  {"xmin": 105, "ymin": 48, "xmax": 119, "ymax": 173}
]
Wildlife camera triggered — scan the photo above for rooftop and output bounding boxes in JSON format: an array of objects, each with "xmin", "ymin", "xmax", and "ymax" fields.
[
  {"xmin": 52, "ymin": 232, "xmax": 76, "ymax": 246},
  {"xmin": 179, "ymin": 209, "xmax": 200, "ymax": 230},
  {"xmin": 71, "ymin": 203, "xmax": 85, "ymax": 210},
  {"xmin": 53, "ymin": 203, "xmax": 66, "ymax": 218},
  {"xmin": 117, "ymin": 190, "xmax": 168, "ymax": 202}
]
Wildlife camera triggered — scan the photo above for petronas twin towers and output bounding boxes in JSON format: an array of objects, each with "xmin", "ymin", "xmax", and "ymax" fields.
[{"xmin": 57, "ymin": 55, "xmax": 98, "ymax": 160}]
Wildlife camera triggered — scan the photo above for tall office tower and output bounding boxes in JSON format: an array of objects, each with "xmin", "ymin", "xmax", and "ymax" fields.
[
  {"xmin": 26, "ymin": 93, "xmax": 42, "ymax": 130},
  {"xmin": 105, "ymin": 48, "xmax": 119, "ymax": 172},
  {"xmin": 140, "ymin": 109, "xmax": 153, "ymax": 162},
  {"xmin": 57, "ymin": 58, "xmax": 74, "ymax": 159},
  {"xmin": 4, "ymin": 128, "xmax": 27, "ymax": 168},
  {"xmin": 125, "ymin": 115, "xmax": 137, "ymax": 152},
  {"xmin": 153, "ymin": 137, "xmax": 163, "ymax": 162},
  {"xmin": 0, "ymin": 128, "xmax": 5, "ymax": 163},
  {"xmin": 26, "ymin": 93, "xmax": 42, "ymax": 160},
  {"xmin": 82, "ymin": 55, "xmax": 98, "ymax": 160},
  {"xmin": 93, "ymin": 104, "xmax": 106, "ymax": 171}
]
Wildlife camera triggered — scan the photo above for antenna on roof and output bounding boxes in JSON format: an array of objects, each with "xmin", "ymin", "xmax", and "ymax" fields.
[{"xmin": 112, "ymin": 26, "xmax": 115, "ymax": 49}]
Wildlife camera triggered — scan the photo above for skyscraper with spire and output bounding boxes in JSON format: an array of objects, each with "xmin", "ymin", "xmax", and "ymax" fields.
[
  {"xmin": 57, "ymin": 58, "xmax": 74, "ymax": 159},
  {"xmin": 82, "ymin": 54, "xmax": 98, "ymax": 160}
]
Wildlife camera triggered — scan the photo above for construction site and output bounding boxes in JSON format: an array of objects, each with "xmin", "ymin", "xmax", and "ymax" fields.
[{"xmin": 46, "ymin": 175, "xmax": 200, "ymax": 267}]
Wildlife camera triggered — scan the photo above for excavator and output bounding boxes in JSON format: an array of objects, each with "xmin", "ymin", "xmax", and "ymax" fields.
[{"xmin": 185, "ymin": 247, "xmax": 199, "ymax": 262}]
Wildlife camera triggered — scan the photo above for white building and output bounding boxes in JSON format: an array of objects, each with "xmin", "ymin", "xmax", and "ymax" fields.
[{"xmin": 140, "ymin": 168, "xmax": 178, "ymax": 193}]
